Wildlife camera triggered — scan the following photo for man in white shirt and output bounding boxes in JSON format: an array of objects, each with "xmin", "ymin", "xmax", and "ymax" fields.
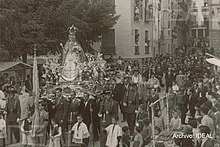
[{"xmin": 201, "ymin": 106, "xmax": 215, "ymax": 136}]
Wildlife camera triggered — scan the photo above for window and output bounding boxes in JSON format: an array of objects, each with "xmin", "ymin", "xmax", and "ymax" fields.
[
  {"xmin": 145, "ymin": 31, "xmax": 150, "ymax": 54},
  {"xmin": 198, "ymin": 29, "xmax": 203, "ymax": 38},
  {"xmin": 161, "ymin": 30, "xmax": 164, "ymax": 39},
  {"xmin": 101, "ymin": 29, "xmax": 116, "ymax": 55},
  {"xmin": 193, "ymin": 8, "xmax": 198, "ymax": 12},
  {"xmin": 217, "ymin": 8, "xmax": 220, "ymax": 14},
  {"xmin": 135, "ymin": 29, "xmax": 140, "ymax": 55},
  {"xmin": 193, "ymin": 2, "xmax": 196, "ymax": 8},
  {"xmin": 212, "ymin": 9, "xmax": 215, "ymax": 15},
  {"xmin": 135, "ymin": 29, "xmax": 140, "ymax": 46},
  {"xmin": 135, "ymin": 46, "xmax": 140, "ymax": 55},
  {"xmin": 134, "ymin": 0, "xmax": 143, "ymax": 21},
  {"xmin": 192, "ymin": 30, "xmax": 196, "ymax": 38}
]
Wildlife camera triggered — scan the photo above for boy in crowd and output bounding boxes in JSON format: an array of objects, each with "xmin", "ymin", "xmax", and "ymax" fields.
[
  {"xmin": 122, "ymin": 126, "xmax": 131, "ymax": 147},
  {"xmin": 170, "ymin": 111, "xmax": 181, "ymax": 131},
  {"xmin": 71, "ymin": 114, "xmax": 89, "ymax": 147},
  {"xmin": 105, "ymin": 117, "xmax": 122, "ymax": 147}
]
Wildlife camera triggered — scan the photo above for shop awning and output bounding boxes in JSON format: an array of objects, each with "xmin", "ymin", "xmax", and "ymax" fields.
[
  {"xmin": 206, "ymin": 58, "xmax": 220, "ymax": 67},
  {"xmin": 0, "ymin": 62, "xmax": 32, "ymax": 72}
]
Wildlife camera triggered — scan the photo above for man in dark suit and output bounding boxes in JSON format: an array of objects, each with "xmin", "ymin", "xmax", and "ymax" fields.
[
  {"xmin": 54, "ymin": 88, "xmax": 68, "ymax": 128},
  {"xmin": 112, "ymin": 78, "xmax": 127, "ymax": 122},
  {"xmin": 67, "ymin": 89, "xmax": 81, "ymax": 127},
  {"xmin": 198, "ymin": 125, "xmax": 214, "ymax": 147},
  {"xmin": 25, "ymin": 75, "xmax": 33, "ymax": 93},
  {"xmin": 5, "ymin": 87, "xmax": 21, "ymax": 143},
  {"xmin": 155, "ymin": 66, "xmax": 164, "ymax": 87},
  {"xmin": 186, "ymin": 89, "xmax": 197, "ymax": 117},
  {"xmin": 54, "ymin": 87, "xmax": 68, "ymax": 146},
  {"xmin": 80, "ymin": 92, "xmax": 93, "ymax": 130},
  {"xmin": 193, "ymin": 83, "xmax": 207, "ymax": 105},
  {"xmin": 165, "ymin": 67, "xmax": 175, "ymax": 93},
  {"xmin": 123, "ymin": 83, "xmax": 139, "ymax": 135},
  {"xmin": 148, "ymin": 88, "xmax": 160, "ymax": 122}
]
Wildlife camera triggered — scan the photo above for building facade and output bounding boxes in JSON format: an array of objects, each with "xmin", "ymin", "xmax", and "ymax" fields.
[
  {"xmin": 189, "ymin": 0, "xmax": 209, "ymax": 43},
  {"xmin": 93, "ymin": 0, "xmax": 161, "ymax": 59},
  {"xmin": 209, "ymin": 0, "xmax": 220, "ymax": 51},
  {"xmin": 93, "ymin": 0, "xmax": 189, "ymax": 58},
  {"xmin": 159, "ymin": 0, "xmax": 189, "ymax": 56}
]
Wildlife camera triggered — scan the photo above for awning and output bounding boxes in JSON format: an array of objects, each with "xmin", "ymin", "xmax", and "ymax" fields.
[
  {"xmin": 206, "ymin": 58, "xmax": 220, "ymax": 67},
  {"xmin": 0, "ymin": 62, "xmax": 32, "ymax": 72}
]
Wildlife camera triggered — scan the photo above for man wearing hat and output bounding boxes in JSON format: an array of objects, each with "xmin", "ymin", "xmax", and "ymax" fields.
[
  {"xmin": 165, "ymin": 67, "xmax": 175, "ymax": 93},
  {"xmin": 5, "ymin": 87, "xmax": 21, "ymax": 143}
]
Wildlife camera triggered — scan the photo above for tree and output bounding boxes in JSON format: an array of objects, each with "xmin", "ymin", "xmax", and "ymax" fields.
[{"xmin": 0, "ymin": 0, "xmax": 119, "ymax": 62}]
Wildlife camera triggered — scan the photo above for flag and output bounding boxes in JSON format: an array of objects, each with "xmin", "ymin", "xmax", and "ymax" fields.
[{"xmin": 32, "ymin": 45, "xmax": 40, "ymax": 137}]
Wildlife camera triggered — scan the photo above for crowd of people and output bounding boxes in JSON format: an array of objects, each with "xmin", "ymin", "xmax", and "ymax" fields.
[{"xmin": 0, "ymin": 51, "xmax": 220, "ymax": 147}]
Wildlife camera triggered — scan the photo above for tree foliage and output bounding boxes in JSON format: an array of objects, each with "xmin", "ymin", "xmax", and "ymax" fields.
[{"xmin": 0, "ymin": 0, "xmax": 119, "ymax": 62}]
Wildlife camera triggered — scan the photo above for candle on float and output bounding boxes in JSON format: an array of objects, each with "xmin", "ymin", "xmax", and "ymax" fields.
[
  {"xmin": 103, "ymin": 113, "xmax": 106, "ymax": 122},
  {"xmin": 70, "ymin": 112, "xmax": 73, "ymax": 121}
]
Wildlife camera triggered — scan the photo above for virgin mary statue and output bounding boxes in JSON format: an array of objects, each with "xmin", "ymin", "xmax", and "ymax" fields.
[{"xmin": 61, "ymin": 25, "xmax": 85, "ymax": 82}]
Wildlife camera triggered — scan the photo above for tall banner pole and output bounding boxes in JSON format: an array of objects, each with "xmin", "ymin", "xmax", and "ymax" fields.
[
  {"xmin": 166, "ymin": 94, "xmax": 169, "ymax": 131},
  {"xmin": 151, "ymin": 105, "xmax": 155, "ymax": 147},
  {"xmin": 32, "ymin": 44, "xmax": 40, "ymax": 138},
  {"xmin": 90, "ymin": 103, "xmax": 94, "ymax": 147}
]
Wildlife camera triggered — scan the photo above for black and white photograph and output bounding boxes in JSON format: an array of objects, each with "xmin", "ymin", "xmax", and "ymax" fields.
[{"xmin": 0, "ymin": 0, "xmax": 220, "ymax": 147}]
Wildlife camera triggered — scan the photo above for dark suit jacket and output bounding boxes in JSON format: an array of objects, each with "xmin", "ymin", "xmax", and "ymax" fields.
[
  {"xmin": 165, "ymin": 72, "xmax": 174, "ymax": 86},
  {"xmin": 202, "ymin": 139, "xmax": 214, "ymax": 147},
  {"xmin": 80, "ymin": 99, "xmax": 94, "ymax": 125},
  {"xmin": 25, "ymin": 79, "xmax": 33, "ymax": 92},
  {"xmin": 6, "ymin": 96, "xmax": 21, "ymax": 122},
  {"xmin": 112, "ymin": 83, "xmax": 126, "ymax": 102},
  {"xmin": 124, "ymin": 89, "xmax": 139, "ymax": 114},
  {"xmin": 148, "ymin": 94, "xmax": 160, "ymax": 112},
  {"xmin": 183, "ymin": 94, "xmax": 197, "ymax": 115},
  {"xmin": 54, "ymin": 96, "xmax": 68, "ymax": 125}
]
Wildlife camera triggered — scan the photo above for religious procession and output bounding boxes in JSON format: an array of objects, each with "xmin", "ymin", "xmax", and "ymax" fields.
[
  {"xmin": 0, "ymin": 24, "xmax": 219, "ymax": 147},
  {"xmin": 1, "ymin": 0, "xmax": 220, "ymax": 147}
]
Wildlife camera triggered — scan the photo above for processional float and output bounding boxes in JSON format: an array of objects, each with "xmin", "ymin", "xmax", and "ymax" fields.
[{"xmin": 32, "ymin": 25, "xmax": 106, "ymax": 147}]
